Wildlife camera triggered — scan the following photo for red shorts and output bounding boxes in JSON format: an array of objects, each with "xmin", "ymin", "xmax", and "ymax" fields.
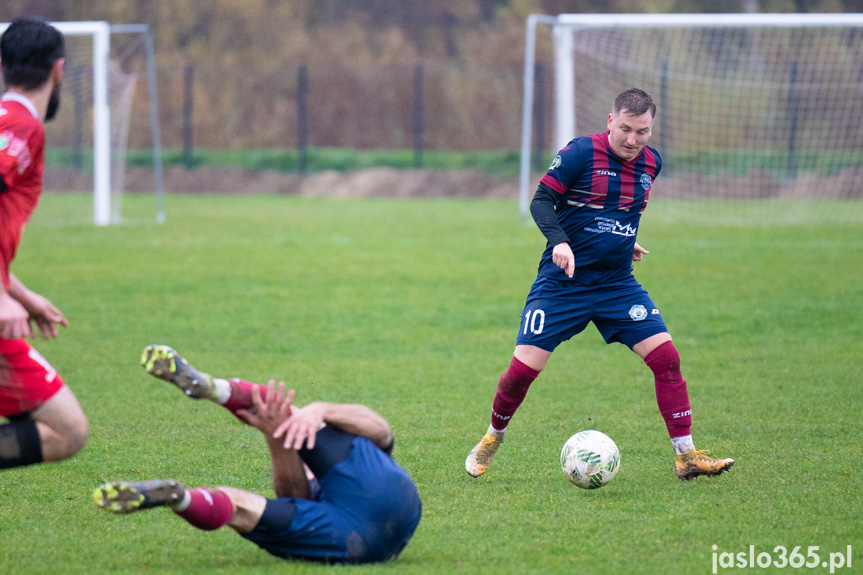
[{"xmin": 0, "ymin": 338, "xmax": 65, "ymax": 418}]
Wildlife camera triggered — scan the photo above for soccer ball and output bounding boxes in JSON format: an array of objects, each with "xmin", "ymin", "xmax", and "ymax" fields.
[{"xmin": 560, "ymin": 430, "xmax": 621, "ymax": 489}]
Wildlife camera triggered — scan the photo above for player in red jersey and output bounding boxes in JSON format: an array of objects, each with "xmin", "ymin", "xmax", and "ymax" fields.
[
  {"xmin": 0, "ymin": 18, "xmax": 88, "ymax": 470},
  {"xmin": 465, "ymin": 89, "xmax": 733, "ymax": 481}
]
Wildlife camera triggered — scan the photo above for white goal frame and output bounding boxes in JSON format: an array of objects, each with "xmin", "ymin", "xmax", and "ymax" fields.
[
  {"xmin": 519, "ymin": 13, "xmax": 863, "ymax": 222},
  {"xmin": 0, "ymin": 21, "xmax": 165, "ymax": 225}
]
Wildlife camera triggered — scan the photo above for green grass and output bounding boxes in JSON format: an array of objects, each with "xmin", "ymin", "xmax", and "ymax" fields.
[{"xmin": 1, "ymin": 194, "xmax": 861, "ymax": 574}]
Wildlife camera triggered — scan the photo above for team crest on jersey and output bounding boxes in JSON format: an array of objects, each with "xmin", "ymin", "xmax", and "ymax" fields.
[
  {"xmin": 629, "ymin": 305, "xmax": 647, "ymax": 321},
  {"xmin": 640, "ymin": 173, "xmax": 652, "ymax": 190},
  {"xmin": 549, "ymin": 155, "xmax": 562, "ymax": 170}
]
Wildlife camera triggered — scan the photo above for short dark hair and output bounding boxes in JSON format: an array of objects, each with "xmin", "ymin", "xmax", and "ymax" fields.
[
  {"xmin": 613, "ymin": 88, "xmax": 656, "ymax": 118},
  {"xmin": 1, "ymin": 18, "xmax": 65, "ymax": 90}
]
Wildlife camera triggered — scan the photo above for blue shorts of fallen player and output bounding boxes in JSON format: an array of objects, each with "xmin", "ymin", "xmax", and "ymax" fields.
[
  {"xmin": 515, "ymin": 271, "xmax": 668, "ymax": 351},
  {"xmin": 240, "ymin": 428, "xmax": 422, "ymax": 564}
]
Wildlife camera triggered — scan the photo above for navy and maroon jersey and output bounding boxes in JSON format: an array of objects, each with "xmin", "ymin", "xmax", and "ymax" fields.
[
  {"xmin": 0, "ymin": 93, "xmax": 45, "ymax": 291},
  {"xmin": 537, "ymin": 132, "xmax": 661, "ymax": 278},
  {"xmin": 241, "ymin": 428, "xmax": 421, "ymax": 564}
]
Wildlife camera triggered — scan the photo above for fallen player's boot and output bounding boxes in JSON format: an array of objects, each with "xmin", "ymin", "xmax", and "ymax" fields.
[
  {"xmin": 94, "ymin": 479, "xmax": 186, "ymax": 513},
  {"xmin": 141, "ymin": 345, "xmax": 215, "ymax": 399}
]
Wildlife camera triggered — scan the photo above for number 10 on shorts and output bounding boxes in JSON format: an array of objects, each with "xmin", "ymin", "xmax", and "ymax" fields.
[{"xmin": 523, "ymin": 309, "xmax": 545, "ymax": 335}]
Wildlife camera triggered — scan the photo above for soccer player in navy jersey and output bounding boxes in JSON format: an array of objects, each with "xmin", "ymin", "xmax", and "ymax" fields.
[
  {"xmin": 94, "ymin": 346, "xmax": 421, "ymax": 564},
  {"xmin": 0, "ymin": 18, "xmax": 89, "ymax": 470},
  {"xmin": 465, "ymin": 88, "xmax": 734, "ymax": 481}
]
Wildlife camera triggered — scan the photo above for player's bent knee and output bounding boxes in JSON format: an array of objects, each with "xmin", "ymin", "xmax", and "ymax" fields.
[
  {"xmin": 632, "ymin": 332, "xmax": 673, "ymax": 359},
  {"xmin": 39, "ymin": 419, "xmax": 88, "ymax": 461},
  {"xmin": 32, "ymin": 386, "xmax": 90, "ymax": 461},
  {"xmin": 55, "ymin": 404, "xmax": 89, "ymax": 459},
  {"xmin": 65, "ymin": 418, "xmax": 89, "ymax": 457}
]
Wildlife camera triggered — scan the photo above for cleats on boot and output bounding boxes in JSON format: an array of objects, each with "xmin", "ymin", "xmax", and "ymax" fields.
[
  {"xmin": 94, "ymin": 479, "xmax": 185, "ymax": 514},
  {"xmin": 465, "ymin": 431, "xmax": 504, "ymax": 478},
  {"xmin": 141, "ymin": 345, "xmax": 215, "ymax": 399},
  {"xmin": 674, "ymin": 449, "xmax": 734, "ymax": 481}
]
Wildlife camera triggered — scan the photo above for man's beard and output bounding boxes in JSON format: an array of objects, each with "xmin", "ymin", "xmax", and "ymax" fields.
[{"xmin": 45, "ymin": 82, "xmax": 61, "ymax": 122}]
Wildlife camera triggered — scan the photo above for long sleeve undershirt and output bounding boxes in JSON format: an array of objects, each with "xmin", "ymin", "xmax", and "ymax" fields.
[{"xmin": 530, "ymin": 182, "xmax": 569, "ymax": 247}]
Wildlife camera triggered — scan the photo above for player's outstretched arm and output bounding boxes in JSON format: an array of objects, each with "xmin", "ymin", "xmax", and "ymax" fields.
[{"xmin": 275, "ymin": 400, "xmax": 393, "ymax": 453}]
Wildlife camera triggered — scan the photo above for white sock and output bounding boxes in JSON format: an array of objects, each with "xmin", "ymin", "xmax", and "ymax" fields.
[
  {"xmin": 671, "ymin": 435, "xmax": 695, "ymax": 455},
  {"xmin": 488, "ymin": 424, "xmax": 506, "ymax": 438},
  {"xmin": 171, "ymin": 489, "xmax": 192, "ymax": 511},
  {"xmin": 211, "ymin": 378, "xmax": 232, "ymax": 405}
]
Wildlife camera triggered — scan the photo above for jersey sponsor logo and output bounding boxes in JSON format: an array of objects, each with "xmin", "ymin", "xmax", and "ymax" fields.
[
  {"xmin": 596, "ymin": 169, "xmax": 617, "ymax": 177},
  {"xmin": 549, "ymin": 155, "xmax": 562, "ymax": 170},
  {"xmin": 629, "ymin": 305, "xmax": 647, "ymax": 321},
  {"xmin": 651, "ymin": 308, "xmax": 660, "ymax": 315},
  {"xmin": 584, "ymin": 216, "xmax": 638, "ymax": 237},
  {"xmin": 640, "ymin": 173, "xmax": 652, "ymax": 190},
  {"xmin": 611, "ymin": 221, "xmax": 637, "ymax": 237}
]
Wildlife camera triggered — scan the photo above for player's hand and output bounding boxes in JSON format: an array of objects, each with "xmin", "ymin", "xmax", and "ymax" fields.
[
  {"xmin": 632, "ymin": 242, "xmax": 649, "ymax": 262},
  {"xmin": 552, "ymin": 242, "xmax": 575, "ymax": 278},
  {"xmin": 239, "ymin": 380, "xmax": 292, "ymax": 436},
  {"xmin": 20, "ymin": 292, "xmax": 68, "ymax": 339},
  {"xmin": 0, "ymin": 291, "xmax": 34, "ymax": 339},
  {"xmin": 274, "ymin": 401, "xmax": 327, "ymax": 451}
]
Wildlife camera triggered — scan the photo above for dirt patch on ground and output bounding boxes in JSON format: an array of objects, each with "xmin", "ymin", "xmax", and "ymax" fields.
[
  {"xmin": 44, "ymin": 166, "xmax": 521, "ymax": 199},
  {"xmin": 658, "ymin": 169, "xmax": 863, "ymax": 200},
  {"xmin": 44, "ymin": 165, "xmax": 863, "ymax": 199}
]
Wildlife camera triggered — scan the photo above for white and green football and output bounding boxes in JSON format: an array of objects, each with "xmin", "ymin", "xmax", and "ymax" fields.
[{"xmin": 560, "ymin": 430, "xmax": 620, "ymax": 489}]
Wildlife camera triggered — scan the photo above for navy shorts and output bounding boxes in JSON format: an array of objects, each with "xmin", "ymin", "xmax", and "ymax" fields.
[
  {"xmin": 241, "ymin": 430, "xmax": 422, "ymax": 564},
  {"xmin": 515, "ymin": 271, "xmax": 668, "ymax": 351}
]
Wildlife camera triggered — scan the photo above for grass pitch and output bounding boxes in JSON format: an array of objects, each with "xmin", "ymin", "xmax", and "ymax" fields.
[{"xmin": 1, "ymin": 193, "xmax": 861, "ymax": 575}]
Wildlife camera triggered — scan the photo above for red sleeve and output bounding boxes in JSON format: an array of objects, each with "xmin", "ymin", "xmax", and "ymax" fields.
[
  {"xmin": 0, "ymin": 130, "xmax": 19, "ymax": 190},
  {"xmin": 0, "ymin": 118, "xmax": 46, "ymax": 291}
]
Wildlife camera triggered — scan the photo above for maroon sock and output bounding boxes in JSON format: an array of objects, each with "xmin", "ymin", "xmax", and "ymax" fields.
[
  {"xmin": 174, "ymin": 487, "xmax": 234, "ymax": 531},
  {"xmin": 645, "ymin": 341, "xmax": 692, "ymax": 438},
  {"xmin": 490, "ymin": 357, "xmax": 540, "ymax": 431},
  {"xmin": 222, "ymin": 379, "xmax": 266, "ymax": 420}
]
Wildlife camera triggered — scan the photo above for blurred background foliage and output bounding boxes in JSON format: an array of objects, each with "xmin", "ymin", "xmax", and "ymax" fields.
[{"xmin": 2, "ymin": 1, "xmax": 862, "ymax": 162}]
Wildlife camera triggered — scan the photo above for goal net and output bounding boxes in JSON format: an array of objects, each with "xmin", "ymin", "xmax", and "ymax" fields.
[
  {"xmin": 0, "ymin": 21, "xmax": 164, "ymax": 225},
  {"xmin": 520, "ymin": 13, "xmax": 863, "ymax": 224}
]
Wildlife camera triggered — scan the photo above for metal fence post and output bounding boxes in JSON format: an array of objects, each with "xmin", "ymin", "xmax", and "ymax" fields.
[
  {"xmin": 413, "ymin": 64, "xmax": 424, "ymax": 169},
  {"xmin": 182, "ymin": 64, "xmax": 194, "ymax": 169},
  {"xmin": 297, "ymin": 65, "xmax": 309, "ymax": 174}
]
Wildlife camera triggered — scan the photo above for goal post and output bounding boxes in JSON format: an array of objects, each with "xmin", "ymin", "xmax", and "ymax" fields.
[
  {"xmin": 109, "ymin": 24, "xmax": 166, "ymax": 225},
  {"xmin": 520, "ymin": 13, "xmax": 863, "ymax": 222},
  {"xmin": 0, "ymin": 20, "xmax": 165, "ymax": 225}
]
